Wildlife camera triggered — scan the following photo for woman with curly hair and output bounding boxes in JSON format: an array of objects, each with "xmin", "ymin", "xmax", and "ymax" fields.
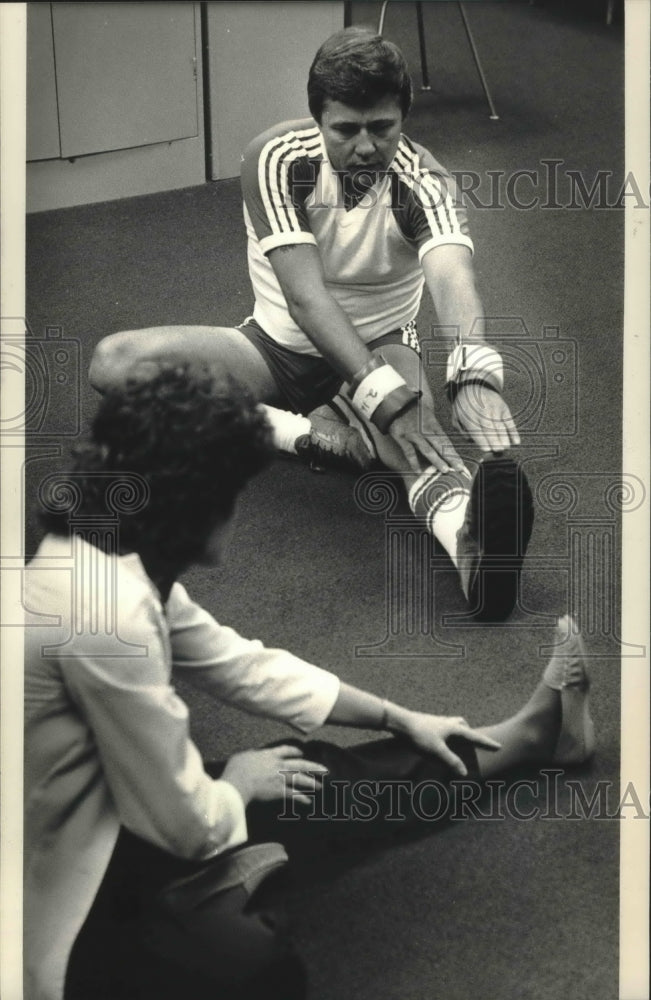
[{"xmin": 24, "ymin": 365, "xmax": 594, "ymax": 1000}]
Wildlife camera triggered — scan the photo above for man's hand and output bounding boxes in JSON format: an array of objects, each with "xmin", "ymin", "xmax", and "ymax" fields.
[
  {"xmin": 388, "ymin": 403, "xmax": 467, "ymax": 474},
  {"xmin": 399, "ymin": 711, "xmax": 501, "ymax": 776},
  {"xmin": 222, "ymin": 745, "xmax": 328, "ymax": 807},
  {"xmin": 452, "ymin": 384, "xmax": 520, "ymax": 454}
]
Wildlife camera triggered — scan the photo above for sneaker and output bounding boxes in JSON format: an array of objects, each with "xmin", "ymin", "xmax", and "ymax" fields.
[
  {"xmin": 456, "ymin": 455, "xmax": 534, "ymax": 621},
  {"xmin": 295, "ymin": 411, "xmax": 376, "ymax": 474}
]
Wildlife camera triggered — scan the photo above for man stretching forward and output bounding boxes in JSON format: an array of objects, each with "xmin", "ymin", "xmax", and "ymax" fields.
[{"xmin": 91, "ymin": 27, "xmax": 533, "ymax": 621}]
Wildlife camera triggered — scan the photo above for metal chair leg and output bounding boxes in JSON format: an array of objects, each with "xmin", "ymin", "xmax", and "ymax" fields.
[
  {"xmin": 378, "ymin": 0, "xmax": 499, "ymax": 117},
  {"xmin": 379, "ymin": 1, "xmax": 430, "ymax": 91},
  {"xmin": 457, "ymin": 3, "xmax": 500, "ymax": 119},
  {"xmin": 377, "ymin": 1, "xmax": 390, "ymax": 35},
  {"xmin": 415, "ymin": 2, "xmax": 432, "ymax": 91}
]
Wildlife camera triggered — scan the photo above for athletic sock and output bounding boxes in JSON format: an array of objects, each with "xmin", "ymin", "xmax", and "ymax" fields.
[
  {"xmin": 407, "ymin": 466, "xmax": 471, "ymax": 566},
  {"xmin": 260, "ymin": 405, "xmax": 311, "ymax": 454}
]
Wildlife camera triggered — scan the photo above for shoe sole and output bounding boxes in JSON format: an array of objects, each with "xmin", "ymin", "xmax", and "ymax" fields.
[{"xmin": 466, "ymin": 456, "xmax": 534, "ymax": 621}]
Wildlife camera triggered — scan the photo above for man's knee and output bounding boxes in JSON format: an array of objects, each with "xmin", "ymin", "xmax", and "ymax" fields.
[
  {"xmin": 90, "ymin": 325, "xmax": 278, "ymax": 402},
  {"xmin": 89, "ymin": 331, "xmax": 142, "ymax": 392},
  {"xmin": 89, "ymin": 329, "xmax": 190, "ymax": 393}
]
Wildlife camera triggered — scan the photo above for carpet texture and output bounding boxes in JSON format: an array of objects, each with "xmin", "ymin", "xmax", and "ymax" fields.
[{"xmin": 25, "ymin": 3, "xmax": 624, "ymax": 998}]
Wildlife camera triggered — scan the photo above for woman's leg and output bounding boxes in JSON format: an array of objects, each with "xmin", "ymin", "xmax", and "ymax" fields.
[
  {"xmin": 474, "ymin": 681, "xmax": 561, "ymax": 778},
  {"xmin": 246, "ymin": 618, "xmax": 593, "ymax": 844},
  {"xmin": 65, "ymin": 828, "xmax": 306, "ymax": 1000},
  {"xmin": 476, "ymin": 616, "xmax": 594, "ymax": 776}
]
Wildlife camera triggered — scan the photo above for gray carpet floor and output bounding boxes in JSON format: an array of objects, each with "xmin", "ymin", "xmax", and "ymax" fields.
[{"xmin": 25, "ymin": 3, "xmax": 625, "ymax": 997}]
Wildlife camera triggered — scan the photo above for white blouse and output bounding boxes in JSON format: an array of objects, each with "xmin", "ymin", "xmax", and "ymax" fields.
[{"xmin": 24, "ymin": 534, "xmax": 340, "ymax": 1000}]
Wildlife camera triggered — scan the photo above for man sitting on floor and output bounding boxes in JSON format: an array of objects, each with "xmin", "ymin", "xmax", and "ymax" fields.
[
  {"xmin": 89, "ymin": 26, "xmax": 533, "ymax": 621},
  {"xmin": 25, "ymin": 366, "xmax": 594, "ymax": 1000}
]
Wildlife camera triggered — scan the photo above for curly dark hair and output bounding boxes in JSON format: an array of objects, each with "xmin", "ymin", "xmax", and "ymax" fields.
[
  {"xmin": 40, "ymin": 364, "xmax": 274, "ymax": 565},
  {"xmin": 307, "ymin": 26, "xmax": 413, "ymax": 123}
]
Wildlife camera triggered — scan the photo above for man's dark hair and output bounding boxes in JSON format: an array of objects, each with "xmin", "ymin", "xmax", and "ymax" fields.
[
  {"xmin": 308, "ymin": 26, "xmax": 413, "ymax": 123},
  {"xmin": 40, "ymin": 364, "xmax": 274, "ymax": 565}
]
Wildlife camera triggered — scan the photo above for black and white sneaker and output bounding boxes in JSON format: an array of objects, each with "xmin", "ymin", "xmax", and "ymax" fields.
[
  {"xmin": 457, "ymin": 455, "xmax": 534, "ymax": 621},
  {"xmin": 295, "ymin": 409, "xmax": 377, "ymax": 474}
]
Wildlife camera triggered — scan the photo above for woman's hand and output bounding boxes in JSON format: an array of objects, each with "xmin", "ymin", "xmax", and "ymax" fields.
[
  {"xmin": 221, "ymin": 745, "xmax": 328, "ymax": 807},
  {"xmin": 398, "ymin": 711, "xmax": 501, "ymax": 776}
]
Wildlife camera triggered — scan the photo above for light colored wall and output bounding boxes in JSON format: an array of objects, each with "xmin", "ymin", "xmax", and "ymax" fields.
[
  {"xmin": 27, "ymin": 139, "xmax": 207, "ymax": 214},
  {"xmin": 26, "ymin": 1, "xmax": 345, "ymax": 212},
  {"xmin": 206, "ymin": 2, "xmax": 344, "ymax": 179},
  {"xmin": 26, "ymin": 3, "xmax": 205, "ymax": 213}
]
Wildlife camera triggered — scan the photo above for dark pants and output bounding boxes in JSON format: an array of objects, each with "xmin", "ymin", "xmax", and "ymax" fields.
[{"xmin": 65, "ymin": 736, "xmax": 478, "ymax": 1000}]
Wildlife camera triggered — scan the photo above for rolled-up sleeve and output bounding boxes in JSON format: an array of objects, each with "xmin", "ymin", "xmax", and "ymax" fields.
[
  {"xmin": 167, "ymin": 583, "xmax": 340, "ymax": 734},
  {"xmin": 62, "ymin": 588, "xmax": 248, "ymax": 860}
]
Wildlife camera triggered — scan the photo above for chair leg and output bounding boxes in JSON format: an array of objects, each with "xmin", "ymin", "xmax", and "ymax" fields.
[
  {"xmin": 457, "ymin": 2, "xmax": 500, "ymax": 120},
  {"xmin": 415, "ymin": 2, "xmax": 432, "ymax": 91},
  {"xmin": 377, "ymin": 0, "xmax": 390, "ymax": 35},
  {"xmin": 378, "ymin": 0, "xmax": 499, "ymax": 116}
]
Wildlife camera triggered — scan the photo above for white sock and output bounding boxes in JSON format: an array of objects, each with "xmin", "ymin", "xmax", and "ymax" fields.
[
  {"xmin": 408, "ymin": 466, "xmax": 471, "ymax": 567},
  {"xmin": 260, "ymin": 405, "xmax": 311, "ymax": 454},
  {"xmin": 430, "ymin": 493, "xmax": 469, "ymax": 566}
]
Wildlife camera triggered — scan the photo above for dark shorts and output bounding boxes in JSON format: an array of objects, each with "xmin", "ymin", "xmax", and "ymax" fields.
[{"xmin": 237, "ymin": 316, "xmax": 421, "ymax": 415}]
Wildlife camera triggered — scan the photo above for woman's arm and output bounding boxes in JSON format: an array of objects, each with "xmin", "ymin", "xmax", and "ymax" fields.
[{"xmin": 326, "ymin": 681, "xmax": 501, "ymax": 776}]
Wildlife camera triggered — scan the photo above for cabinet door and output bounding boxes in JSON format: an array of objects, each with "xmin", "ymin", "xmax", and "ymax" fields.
[
  {"xmin": 51, "ymin": 2, "xmax": 199, "ymax": 158},
  {"xmin": 26, "ymin": 3, "xmax": 61, "ymax": 160}
]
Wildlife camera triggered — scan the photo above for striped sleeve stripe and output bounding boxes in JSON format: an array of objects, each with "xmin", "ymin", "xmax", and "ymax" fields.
[
  {"xmin": 418, "ymin": 233, "xmax": 474, "ymax": 262},
  {"xmin": 257, "ymin": 128, "xmax": 323, "ymax": 238},
  {"xmin": 393, "ymin": 145, "xmax": 444, "ymax": 235},
  {"xmin": 258, "ymin": 231, "xmax": 317, "ymax": 255},
  {"xmin": 393, "ymin": 140, "xmax": 464, "ymax": 239}
]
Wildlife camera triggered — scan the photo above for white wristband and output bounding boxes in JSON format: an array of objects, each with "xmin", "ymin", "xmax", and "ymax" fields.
[
  {"xmin": 446, "ymin": 344, "xmax": 504, "ymax": 391},
  {"xmin": 351, "ymin": 364, "xmax": 407, "ymax": 420}
]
